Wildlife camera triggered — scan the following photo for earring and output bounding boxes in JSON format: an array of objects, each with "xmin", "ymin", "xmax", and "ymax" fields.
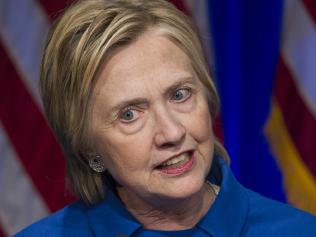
[{"xmin": 88, "ymin": 155, "xmax": 106, "ymax": 173}]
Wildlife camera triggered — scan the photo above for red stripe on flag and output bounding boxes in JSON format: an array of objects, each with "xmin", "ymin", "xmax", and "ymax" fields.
[
  {"xmin": 38, "ymin": 0, "xmax": 73, "ymax": 20},
  {"xmin": 213, "ymin": 117, "xmax": 224, "ymax": 143},
  {"xmin": 0, "ymin": 217, "xmax": 8, "ymax": 237},
  {"xmin": 170, "ymin": 0, "xmax": 190, "ymax": 15},
  {"xmin": 275, "ymin": 58, "xmax": 316, "ymax": 178},
  {"xmin": 0, "ymin": 43, "xmax": 74, "ymax": 212},
  {"xmin": 0, "ymin": 225, "xmax": 6, "ymax": 237},
  {"xmin": 38, "ymin": 0, "xmax": 190, "ymax": 20},
  {"xmin": 303, "ymin": 0, "xmax": 316, "ymax": 24}
]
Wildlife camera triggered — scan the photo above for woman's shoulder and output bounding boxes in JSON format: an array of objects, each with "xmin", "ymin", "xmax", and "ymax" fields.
[
  {"xmin": 243, "ymin": 188, "xmax": 316, "ymax": 236},
  {"xmin": 13, "ymin": 201, "xmax": 93, "ymax": 237}
]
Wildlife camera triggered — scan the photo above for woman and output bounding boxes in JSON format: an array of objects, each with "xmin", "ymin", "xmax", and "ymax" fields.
[{"xmin": 15, "ymin": 0, "xmax": 316, "ymax": 236}]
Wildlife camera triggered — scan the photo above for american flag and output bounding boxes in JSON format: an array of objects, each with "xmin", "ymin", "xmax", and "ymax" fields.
[
  {"xmin": 0, "ymin": 0, "xmax": 315, "ymax": 236},
  {"xmin": 265, "ymin": 0, "xmax": 316, "ymax": 212}
]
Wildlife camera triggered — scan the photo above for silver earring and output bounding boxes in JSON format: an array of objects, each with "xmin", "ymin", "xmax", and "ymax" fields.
[{"xmin": 88, "ymin": 155, "xmax": 106, "ymax": 173}]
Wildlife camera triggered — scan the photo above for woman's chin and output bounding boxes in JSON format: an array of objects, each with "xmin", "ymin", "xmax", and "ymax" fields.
[{"xmin": 149, "ymin": 178, "xmax": 206, "ymax": 206}]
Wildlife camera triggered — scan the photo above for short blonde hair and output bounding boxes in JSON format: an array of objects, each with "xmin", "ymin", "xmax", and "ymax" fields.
[{"xmin": 40, "ymin": 0, "xmax": 228, "ymax": 204}]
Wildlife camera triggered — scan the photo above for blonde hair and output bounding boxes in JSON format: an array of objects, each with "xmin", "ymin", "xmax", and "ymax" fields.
[{"xmin": 40, "ymin": 0, "xmax": 229, "ymax": 205}]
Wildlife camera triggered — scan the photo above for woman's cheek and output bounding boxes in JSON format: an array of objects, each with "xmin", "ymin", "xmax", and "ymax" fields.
[{"xmin": 188, "ymin": 97, "xmax": 213, "ymax": 143}]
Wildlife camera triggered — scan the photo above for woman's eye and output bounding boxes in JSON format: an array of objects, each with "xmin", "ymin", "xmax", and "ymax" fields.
[
  {"xmin": 171, "ymin": 88, "xmax": 191, "ymax": 102},
  {"xmin": 119, "ymin": 108, "xmax": 139, "ymax": 123}
]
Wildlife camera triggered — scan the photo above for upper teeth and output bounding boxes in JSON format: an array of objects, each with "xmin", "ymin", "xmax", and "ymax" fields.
[{"xmin": 162, "ymin": 153, "xmax": 189, "ymax": 166}]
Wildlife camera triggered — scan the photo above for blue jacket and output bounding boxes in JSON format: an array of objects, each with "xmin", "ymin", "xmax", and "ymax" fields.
[{"xmin": 14, "ymin": 157, "xmax": 316, "ymax": 237}]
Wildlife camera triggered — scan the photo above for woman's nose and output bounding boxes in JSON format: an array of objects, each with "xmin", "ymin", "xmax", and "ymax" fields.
[{"xmin": 154, "ymin": 108, "xmax": 186, "ymax": 149}]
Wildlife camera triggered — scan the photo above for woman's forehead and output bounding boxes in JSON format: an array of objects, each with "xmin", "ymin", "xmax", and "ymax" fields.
[
  {"xmin": 93, "ymin": 30, "xmax": 196, "ymax": 100},
  {"xmin": 103, "ymin": 31, "xmax": 190, "ymax": 79}
]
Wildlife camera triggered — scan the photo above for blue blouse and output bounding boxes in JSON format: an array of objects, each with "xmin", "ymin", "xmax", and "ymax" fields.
[{"xmin": 14, "ymin": 157, "xmax": 316, "ymax": 237}]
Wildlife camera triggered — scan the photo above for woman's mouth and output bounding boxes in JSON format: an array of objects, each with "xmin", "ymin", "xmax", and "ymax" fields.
[{"xmin": 155, "ymin": 151, "xmax": 195, "ymax": 175}]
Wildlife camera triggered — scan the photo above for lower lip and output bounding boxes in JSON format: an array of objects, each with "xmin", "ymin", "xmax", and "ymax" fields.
[{"xmin": 158, "ymin": 153, "xmax": 195, "ymax": 175}]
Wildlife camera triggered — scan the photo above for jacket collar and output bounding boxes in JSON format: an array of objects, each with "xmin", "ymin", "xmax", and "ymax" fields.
[
  {"xmin": 85, "ymin": 190, "xmax": 141, "ymax": 237},
  {"xmin": 198, "ymin": 157, "xmax": 249, "ymax": 237}
]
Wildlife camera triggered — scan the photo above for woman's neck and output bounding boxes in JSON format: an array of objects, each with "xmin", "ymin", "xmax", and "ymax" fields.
[{"xmin": 116, "ymin": 182, "xmax": 217, "ymax": 231}]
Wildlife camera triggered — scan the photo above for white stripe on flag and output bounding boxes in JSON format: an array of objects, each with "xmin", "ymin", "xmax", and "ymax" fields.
[
  {"xmin": 0, "ymin": 0, "xmax": 50, "ymax": 108},
  {"xmin": 282, "ymin": 0, "xmax": 316, "ymax": 117},
  {"xmin": 0, "ymin": 125, "xmax": 49, "ymax": 235}
]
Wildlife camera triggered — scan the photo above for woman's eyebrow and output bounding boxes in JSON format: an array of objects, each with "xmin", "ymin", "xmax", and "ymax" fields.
[
  {"xmin": 163, "ymin": 77, "xmax": 196, "ymax": 98},
  {"xmin": 107, "ymin": 98, "xmax": 148, "ymax": 116}
]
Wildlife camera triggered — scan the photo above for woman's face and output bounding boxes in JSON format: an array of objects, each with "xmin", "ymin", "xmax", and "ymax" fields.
[{"xmin": 90, "ymin": 29, "xmax": 214, "ymax": 206}]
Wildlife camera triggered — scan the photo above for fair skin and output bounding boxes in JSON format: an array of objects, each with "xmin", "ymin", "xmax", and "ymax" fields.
[{"xmin": 90, "ymin": 28, "xmax": 216, "ymax": 230}]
